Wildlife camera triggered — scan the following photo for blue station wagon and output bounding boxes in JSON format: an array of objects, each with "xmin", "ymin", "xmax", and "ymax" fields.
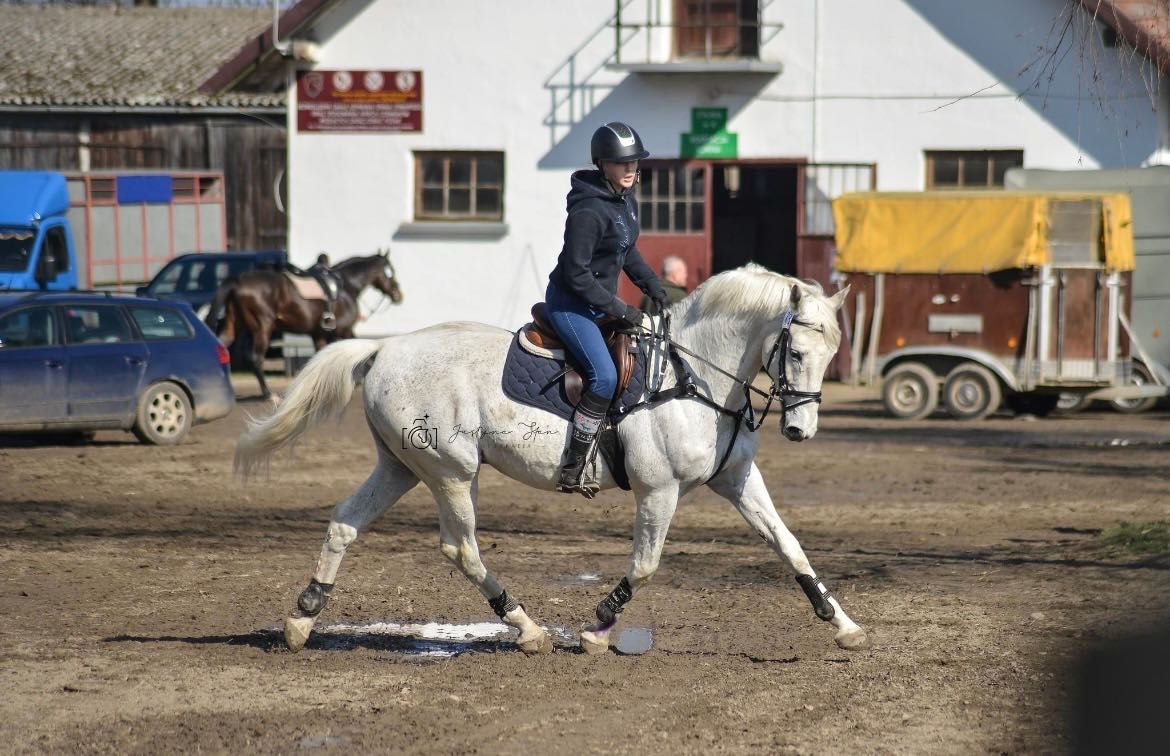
[{"xmin": 0, "ymin": 291, "xmax": 235, "ymax": 444}]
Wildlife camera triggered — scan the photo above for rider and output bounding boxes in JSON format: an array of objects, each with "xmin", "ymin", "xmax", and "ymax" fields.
[
  {"xmin": 545, "ymin": 121, "xmax": 670, "ymax": 495},
  {"xmin": 308, "ymin": 253, "xmax": 338, "ymax": 330}
]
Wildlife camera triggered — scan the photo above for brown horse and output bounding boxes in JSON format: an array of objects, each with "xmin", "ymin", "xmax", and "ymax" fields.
[{"xmin": 207, "ymin": 251, "xmax": 403, "ymax": 398}]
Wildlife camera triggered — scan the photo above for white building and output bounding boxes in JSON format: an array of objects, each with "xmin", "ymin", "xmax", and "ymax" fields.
[{"xmin": 213, "ymin": 0, "xmax": 1170, "ymax": 336}]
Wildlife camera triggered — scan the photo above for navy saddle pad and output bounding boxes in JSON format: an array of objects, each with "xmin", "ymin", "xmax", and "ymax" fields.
[{"xmin": 500, "ymin": 332, "xmax": 647, "ymax": 422}]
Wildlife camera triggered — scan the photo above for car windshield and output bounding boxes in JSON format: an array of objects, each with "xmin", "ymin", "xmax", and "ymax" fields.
[
  {"xmin": 0, "ymin": 228, "xmax": 35, "ymax": 272},
  {"xmin": 149, "ymin": 257, "xmax": 257, "ymax": 295}
]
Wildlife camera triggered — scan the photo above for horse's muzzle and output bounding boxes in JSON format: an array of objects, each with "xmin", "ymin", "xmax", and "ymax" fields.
[{"xmin": 783, "ymin": 426, "xmax": 806, "ymax": 442}]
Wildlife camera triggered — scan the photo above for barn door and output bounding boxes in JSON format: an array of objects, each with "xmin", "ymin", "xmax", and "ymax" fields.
[{"xmin": 620, "ymin": 160, "xmax": 710, "ymax": 305}]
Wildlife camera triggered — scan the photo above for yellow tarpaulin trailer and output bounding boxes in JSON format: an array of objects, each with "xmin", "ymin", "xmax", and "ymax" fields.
[
  {"xmin": 829, "ymin": 191, "xmax": 1161, "ymax": 421},
  {"xmin": 832, "ymin": 191, "xmax": 1135, "ymax": 274}
]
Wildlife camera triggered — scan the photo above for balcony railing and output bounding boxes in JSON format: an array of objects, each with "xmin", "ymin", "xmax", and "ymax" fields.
[{"xmin": 613, "ymin": 0, "xmax": 783, "ymax": 66}]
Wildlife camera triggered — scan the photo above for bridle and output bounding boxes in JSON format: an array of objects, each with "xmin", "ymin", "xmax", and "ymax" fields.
[{"xmin": 617, "ymin": 309, "xmax": 824, "ymax": 482}]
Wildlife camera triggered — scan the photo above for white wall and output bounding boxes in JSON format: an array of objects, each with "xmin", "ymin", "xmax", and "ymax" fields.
[{"xmin": 287, "ymin": 0, "xmax": 1166, "ymax": 336}]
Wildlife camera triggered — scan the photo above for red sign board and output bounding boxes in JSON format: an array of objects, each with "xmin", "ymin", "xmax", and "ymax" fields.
[{"xmin": 296, "ymin": 70, "xmax": 423, "ymax": 133}]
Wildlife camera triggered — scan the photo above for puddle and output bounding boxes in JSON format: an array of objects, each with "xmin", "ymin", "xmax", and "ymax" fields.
[
  {"xmin": 295, "ymin": 619, "xmax": 655, "ymax": 657},
  {"xmin": 613, "ymin": 626, "xmax": 654, "ymax": 655}
]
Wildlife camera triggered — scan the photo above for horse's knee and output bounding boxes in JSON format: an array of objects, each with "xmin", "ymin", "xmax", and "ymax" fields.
[
  {"xmin": 325, "ymin": 522, "xmax": 358, "ymax": 554},
  {"xmin": 439, "ymin": 538, "xmax": 486, "ymax": 580}
]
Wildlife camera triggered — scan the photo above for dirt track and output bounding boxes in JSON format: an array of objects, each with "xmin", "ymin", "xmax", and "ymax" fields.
[{"xmin": 2, "ymin": 377, "xmax": 1168, "ymax": 754}]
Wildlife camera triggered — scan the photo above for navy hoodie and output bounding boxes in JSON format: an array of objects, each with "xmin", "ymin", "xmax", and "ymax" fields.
[{"xmin": 548, "ymin": 169, "xmax": 662, "ymax": 318}]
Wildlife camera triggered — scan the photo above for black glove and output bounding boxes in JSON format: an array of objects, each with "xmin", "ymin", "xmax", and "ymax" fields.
[
  {"xmin": 648, "ymin": 284, "xmax": 669, "ymax": 314},
  {"xmin": 619, "ymin": 302, "xmax": 644, "ymax": 329}
]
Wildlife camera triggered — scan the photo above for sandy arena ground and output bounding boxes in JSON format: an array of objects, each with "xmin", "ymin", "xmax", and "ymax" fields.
[{"xmin": 2, "ymin": 376, "xmax": 1168, "ymax": 754}]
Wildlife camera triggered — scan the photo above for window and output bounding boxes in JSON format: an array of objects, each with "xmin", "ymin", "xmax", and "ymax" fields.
[
  {"xmin": 63, "ymin": 305, "xmax": 132, "ymax": 345},
  {"xmin": 675, "ymin": 0, "xmax": 760, "ymax": 59},
  {"xmin": 637, "ymin": 163, "xmax": 705, "ymax": 233},
  {"xmin": 926, "ymin": 150, "xmax": 1023, "ymax": 189},
  {"xmin": 0, "ymin": 229, "xmax": 34, "ymax": 272},
  {"xmin": 415, "ymin": 152, "xmax": 504, "ymax": 221},
  {"xmin": 43, "ymin": 226, "xmax": 70, "ymax": 274},
  {"xmin": 0, "ymin": 306, "xmax": 56, "ymax": 348},
  {"xmin": 130, "ymin": 305, "xmax": 193, "ymax": 340}
]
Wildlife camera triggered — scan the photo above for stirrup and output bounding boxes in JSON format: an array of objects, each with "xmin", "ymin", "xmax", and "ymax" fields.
[
  {"xmin": 320, "ymin": 310, "xmax": 336, "ymax": 331},
  {"xmin": 557, "ymin": 447, "xmax": 599, "ymax": 499}
]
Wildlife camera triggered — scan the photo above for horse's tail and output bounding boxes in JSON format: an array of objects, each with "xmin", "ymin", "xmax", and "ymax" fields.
[
  {"xmin": 205, "ymin": 279, "xmax": 237, "ymax": 345},
  {"xmin": 235, "ymin": 338, "xmax": 383, "ymax": 477}
]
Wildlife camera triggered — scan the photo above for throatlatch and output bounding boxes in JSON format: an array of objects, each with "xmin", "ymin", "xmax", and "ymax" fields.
[
  {"xmin": 297, "ymin": 578, "xmax": 333, "ymax": 617},
  {"xmin": 795, "ymin": 574, "xmax": 835, "ymax": 621},
  {"xmin": 488, "ymin": 589, "xmax": 521, "ymax": 619},
  {"xmin": 595, "ymin": 577, "xmax": 633, "ymax": 628}
]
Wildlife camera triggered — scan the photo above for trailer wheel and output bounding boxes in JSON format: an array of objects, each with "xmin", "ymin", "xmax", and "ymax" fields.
[
  {"xmin": 1054, "ymin": 391, "xmax": 1092, "ymax": 414},
  {"xmin": 942, "ymin": 363, "xmax": 1002, "ymax": 421},
  {"xmin": 882, "ymin": 362, "xmax": 939, "ymax": 420},
  {"xmin": 1110, "ymin": 362, "xmax": 1159, "ymax": 414}
]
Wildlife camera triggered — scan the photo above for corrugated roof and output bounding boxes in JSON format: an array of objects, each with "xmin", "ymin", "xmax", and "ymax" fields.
[{"xmin": 0, "ymin": 5, "xmax": 282, "ymax": 109}]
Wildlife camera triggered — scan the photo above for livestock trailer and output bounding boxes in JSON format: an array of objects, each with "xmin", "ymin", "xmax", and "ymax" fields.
[
  {"xmin": 1005, "ymin": 165, "xmax": 1170, "ymax": 412},
  {"xmin": 832, "ymin": 191, "xmax": 1165, "ymax": 420}
]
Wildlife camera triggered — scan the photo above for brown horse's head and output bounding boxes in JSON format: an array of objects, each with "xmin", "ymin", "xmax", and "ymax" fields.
[
  {"xmin": 333, "ymin": 249, "xmax": 403, "ymax": 304},
  {"xmin": 374, "ymin": 250, "xmax": 404, "ymax": 304}
]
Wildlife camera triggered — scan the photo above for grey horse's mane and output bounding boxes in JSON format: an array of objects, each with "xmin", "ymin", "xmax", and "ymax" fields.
[{"xmin": 682, "ymin": 263, "xmax": 841, "ymax": 349}]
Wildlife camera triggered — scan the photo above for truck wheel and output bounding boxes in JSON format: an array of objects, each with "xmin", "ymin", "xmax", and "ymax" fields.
[
  {"xmin": 132, "ymin": 381, "xmax": 192, "ymax": 445},
  {"xmin": 1111, "ymin": 362, "xmax": 1159, "ymax": 414},
  {"xmin": 882, "ymin": 362, "xmax": 939, "ymax": 420},
  {"xmin": 942, "ymin": 363, "xmax": 1002, "ymax": 421}
]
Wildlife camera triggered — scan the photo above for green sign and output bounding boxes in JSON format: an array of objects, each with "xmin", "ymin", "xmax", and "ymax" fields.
[
  {"xmin": 681, "ymin": 106, "xmax": 737, "ymax": 159},
  {"xmin": 691, "ymin": 107, "xmax": 728, "ymax": 134},
  {"xmin": 680, "ymin": 131, "xmax": 738, "ymax": 159}
]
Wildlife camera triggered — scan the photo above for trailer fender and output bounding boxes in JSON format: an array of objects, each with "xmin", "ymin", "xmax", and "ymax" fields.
[{"xmin": 877, "ymin": 348, "xmax": 1021, "ymax": 392}]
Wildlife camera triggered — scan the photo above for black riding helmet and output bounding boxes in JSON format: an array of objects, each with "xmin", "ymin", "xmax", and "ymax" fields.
[{"xmin": 590, "ymin": 121, "xmax": 650, "ymax": 166}]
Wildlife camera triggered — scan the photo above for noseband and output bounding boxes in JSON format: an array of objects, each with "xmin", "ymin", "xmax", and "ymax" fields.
[
  {"xmin": 762, "ymin": 310, "xmax": 825, "ymax": 434},
  {"xmin": 626, "ymin": 309, "xmax": 823, "ymax": 482}
]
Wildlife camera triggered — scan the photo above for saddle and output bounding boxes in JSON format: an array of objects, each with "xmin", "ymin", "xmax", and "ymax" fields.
[{"xmin": 520, "ymin": 302, "xmax": 637, "ymax": 406}]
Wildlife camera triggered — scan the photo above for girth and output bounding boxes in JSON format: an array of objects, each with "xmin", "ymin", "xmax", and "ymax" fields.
[{"xmin": 522, "ymin": 303, "xmax": 638, "ymax": 406}]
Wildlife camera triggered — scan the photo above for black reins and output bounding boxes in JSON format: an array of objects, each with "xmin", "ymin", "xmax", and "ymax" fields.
[{"xmin": 616, "ymin": 310, "xmax": 823, "ymax": 482}]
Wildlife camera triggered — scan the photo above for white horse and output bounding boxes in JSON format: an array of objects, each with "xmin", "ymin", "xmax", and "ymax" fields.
[{"xmin": 236, "ymin": 264, "xmax": 869, "ymax": 654}]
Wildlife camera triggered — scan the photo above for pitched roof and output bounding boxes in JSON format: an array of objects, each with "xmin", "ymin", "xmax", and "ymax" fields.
[
  {"xmin": 1082, "ymin": 0, "xmax": 1170, "ymax": 73},
  {"xmin": 0, "ymin": 5, "xmax": 281, "ymax": 109}
]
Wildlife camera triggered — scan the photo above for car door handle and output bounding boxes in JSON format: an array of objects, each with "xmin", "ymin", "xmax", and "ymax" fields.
[
  {"xmin": 44, "ymin": 359, "xmax": 64, "ymax": 369},
  {"xmin": 126, "ymin": 356, "xmax": 145, "ymax": 366}
]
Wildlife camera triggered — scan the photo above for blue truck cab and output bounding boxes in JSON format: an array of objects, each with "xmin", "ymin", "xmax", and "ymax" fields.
[{"xmin": 0, "ymin": 171, "xmax": 79, "ymax": 292}]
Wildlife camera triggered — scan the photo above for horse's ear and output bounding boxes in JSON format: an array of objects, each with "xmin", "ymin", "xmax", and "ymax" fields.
[
  {"xmin": 790, "ymin": 283, "xmax": 802, "ymax": 309},
  {"xmin": 828, "ymin": 285, "xmax": 850, "ymax": 311}
]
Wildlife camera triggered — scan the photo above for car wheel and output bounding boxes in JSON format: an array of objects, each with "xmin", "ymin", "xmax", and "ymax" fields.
[
  {"xmin": 942, "ymin": 363, "xmax": 1002, "ymax": 421},
  {"xmin": 133, "ymin": 381, "xmax": 192, "ymax": 445},
  {"xmin": 882, "ymin": 362, "xmax": 939, "ymax": 420},
  {"xmin": 1111, "ymin": 362, "xmax": 1159, "ymax": 414}
]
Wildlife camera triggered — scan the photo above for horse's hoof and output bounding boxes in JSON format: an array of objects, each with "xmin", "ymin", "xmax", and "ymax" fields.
[
  {"xmin": 579, "ymin": 630, "xmax": 610, "ymax": 655},
  {"xmin": 835, "ymin": 625, "xmax": 871, "ymax": 651},
  {"xmin": 284, "ymin": 616, "xmax": 315, "ymax": 652},
  {"xmin": 517, "ymin": 629, "xmax": 553, "ymax": 655}
]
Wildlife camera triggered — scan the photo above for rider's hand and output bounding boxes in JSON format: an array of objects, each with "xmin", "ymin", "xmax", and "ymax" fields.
[
  {"xmin": 648, "ymin": 283, "xmax": 670, "ymax": 314},
  {"xmin": 620, "ymin": 303, "xmax": 645, "ymax": 329}
]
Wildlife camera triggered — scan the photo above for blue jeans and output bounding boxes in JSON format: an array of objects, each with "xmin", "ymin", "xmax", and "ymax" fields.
[{"xmin": 544, "ymin": 281, "xmax": 617, "ymax": 399}]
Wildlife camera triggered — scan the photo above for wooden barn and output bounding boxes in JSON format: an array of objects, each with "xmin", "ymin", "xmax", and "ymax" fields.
[{"xmin": 0, "ymin": 4, "xmax": 288, "ymax": 254}]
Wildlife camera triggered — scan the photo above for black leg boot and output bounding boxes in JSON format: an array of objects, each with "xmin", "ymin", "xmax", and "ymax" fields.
[{"xmin": 558, "ymin": 390, "xmax": 611, "ymax": 498}]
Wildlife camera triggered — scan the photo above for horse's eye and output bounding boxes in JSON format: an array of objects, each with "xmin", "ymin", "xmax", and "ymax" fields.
[{"xmin": 791, "ymin": 351, "xmax": 803, "ymax": 363}]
